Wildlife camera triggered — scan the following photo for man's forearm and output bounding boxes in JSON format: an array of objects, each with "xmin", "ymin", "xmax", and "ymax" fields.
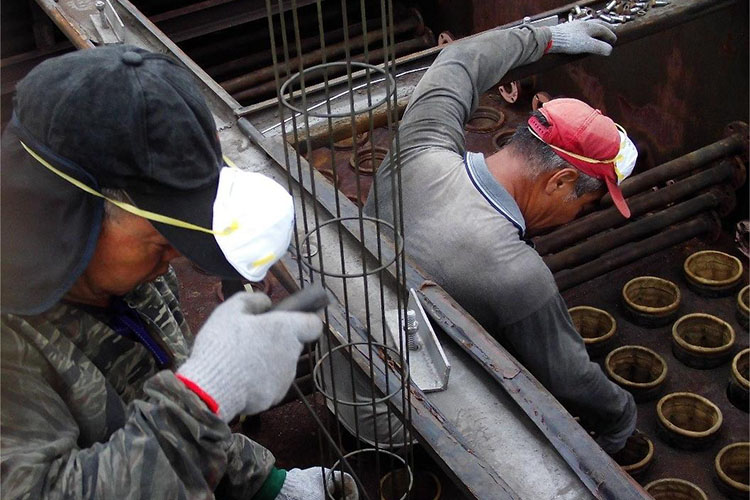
[
  {"xmin": 502, "ymin": 293, "xmax": 636, "ymax": 451},
  {"xmin": 395, "ymin": 25, "xmax": 551, "ymax": 157},
  {"xmin": 0, "ymin": 370, "xmax": 274, "ymax": 499}
]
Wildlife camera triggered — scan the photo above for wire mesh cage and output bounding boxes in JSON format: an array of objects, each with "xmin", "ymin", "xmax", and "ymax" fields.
[{"xmin": 261, "ymin": 1, "xmax": 416, "ymax": 498}]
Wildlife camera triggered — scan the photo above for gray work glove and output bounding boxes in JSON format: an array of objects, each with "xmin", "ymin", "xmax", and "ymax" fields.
[
  {"xmin": 548, "ymin": 20, "xmax": 617, "ymax": 56},
  {"xmin": 176, "ymin": 292, "xmax": 322, "ymax": 422},
  {"xmin": 278, "ymin": 467, "xmax": 358, "ymax": 500}
]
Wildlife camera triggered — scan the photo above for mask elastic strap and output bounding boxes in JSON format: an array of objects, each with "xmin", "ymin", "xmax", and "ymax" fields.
[
  {"xmin": 19, "ymin": 140, "xmax": 237, "ymax": 237},
  {"xmin": 526, "ymin": 126, "xmax": 620, "ymax": 165}
]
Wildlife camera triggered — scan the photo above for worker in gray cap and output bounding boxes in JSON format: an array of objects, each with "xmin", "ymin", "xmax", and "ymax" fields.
[
  {"xmin": 355, "ymin": 19, "xmax": 639, "ymax": 453},
  {"xmin": 1, "ymin": 46, "xmax": 355, "ymax": 499}
]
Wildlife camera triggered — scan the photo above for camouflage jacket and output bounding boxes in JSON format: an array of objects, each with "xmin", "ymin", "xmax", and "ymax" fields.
[{"xmin": 1, "ymin": 269, "xmax": 276, "ymax": 499}]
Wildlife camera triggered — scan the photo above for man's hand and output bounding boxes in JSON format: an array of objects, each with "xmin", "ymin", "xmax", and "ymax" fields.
[
  {"xmin": 278, "ymin": 467, "xmax": 358, "ymax": 500},
  {"xmin": 548, "ymin": 20, "xmax": 617, "ymax": 56},
  {"xmin": 176, "ymin": 292, "xmax": 322, "ymax": 422}
]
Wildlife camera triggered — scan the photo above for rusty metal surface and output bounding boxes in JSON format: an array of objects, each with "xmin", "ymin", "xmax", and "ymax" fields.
[
  {"xmin": 562, "ymin": 233, "xmax": 750, "ymax": 499},
  {"xmin": 535, "ymin": 2, "xmax": 748, "ymax": 172},
  {"xmin": 410, "ymin": 0, "xmax": 749, "ymax": 195},
  {"xmin": 306, "ymin": 126, "xmax": 393, "ymax": 206}
]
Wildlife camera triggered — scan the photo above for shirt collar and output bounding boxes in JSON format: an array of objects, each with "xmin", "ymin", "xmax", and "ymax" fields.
[{"xmin": 464, "ymin": 151, "xmax": 526, "ymax": 237}]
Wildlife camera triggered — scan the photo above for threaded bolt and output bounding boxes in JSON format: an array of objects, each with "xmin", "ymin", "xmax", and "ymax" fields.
[{"xmin": 406, "ymin": 310, "xmax": 420, "ymax": 351}]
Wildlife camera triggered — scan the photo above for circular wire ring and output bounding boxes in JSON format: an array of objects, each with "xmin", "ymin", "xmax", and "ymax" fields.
[
  {"xmin": 299, "ymin": 216, "xmax": 403, "ymax": 279},
  {"xmin": 313, "ymin": 341, "xmax": 409, "ymax": 407},
  {"xmin": 326, "ymin": 448, "xmax": 412, "ymax": 500},
  {"xmin": 279, "ymin": 62, "xmax": 396, "ymax": 119}
]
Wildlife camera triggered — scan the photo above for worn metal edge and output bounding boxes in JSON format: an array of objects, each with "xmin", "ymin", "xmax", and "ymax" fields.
[{"xmin": 417, "ymin": 282, "xmax": 652, "ymax": 500}]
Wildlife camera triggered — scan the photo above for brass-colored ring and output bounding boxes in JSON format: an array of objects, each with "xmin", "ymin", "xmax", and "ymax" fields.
[
  {"xmin": 645, "ymin": 478, "xmax": 708, "ymax": 500},
  {"xmin": 715, "ymin": 442, "xmax": 750, "ymax": 494},
  {"xmin": 568, "ymin": 306, "xmax": 617, "ymax": 345},
  {"xmin": 622, "ymin": 276, "xmax": 681, "ymax": 315},
  {"xmin": 606, "ymin": 345, "xmax": 668, "ymax": 390},
  {"xmin": 656, "ymin": 392, "xmax": 723, "ymax": 439},
  {"xmin": 671, "ymin": 313, "xmax": 735, "ymax": 356},
  {"xmin": 732, "ymin": 348, "xmax": 750, "ymax": 391},
  {"xmin": 684, "ymin": 250, "xmax": 743, "ymax": 287}
]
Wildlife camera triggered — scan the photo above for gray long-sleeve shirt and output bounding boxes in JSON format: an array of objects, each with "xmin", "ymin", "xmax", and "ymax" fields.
[{"xmin": 364, "ymin": 25, "xmax": 635, "ymax": 450}]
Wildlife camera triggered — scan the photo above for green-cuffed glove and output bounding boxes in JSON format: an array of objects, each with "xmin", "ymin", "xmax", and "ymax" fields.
[
  {"xmin": 177, "ymin": 292, "xmax": 322, "ymax": 422},
  {"xmin": 548, "ymin": 20, "xmax": 617, "ymax": 56}
]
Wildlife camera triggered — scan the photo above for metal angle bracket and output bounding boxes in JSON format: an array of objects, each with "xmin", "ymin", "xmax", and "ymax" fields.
[
  {"xmin": 90, "ymin": 0, "xmax": 125, "ymax": 45},
  {"xmin": 384, "ymin": 288, "xmax": 450, "ymax": 392}
]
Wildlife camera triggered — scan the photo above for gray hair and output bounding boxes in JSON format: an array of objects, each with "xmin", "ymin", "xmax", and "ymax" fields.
[
  {"xmin": 101, "ymin": 188, "xmax": 133, "ymax": 219},
  {"xmin": 507, "ymin": 111, "xmax": 604, "ymax": 198}
]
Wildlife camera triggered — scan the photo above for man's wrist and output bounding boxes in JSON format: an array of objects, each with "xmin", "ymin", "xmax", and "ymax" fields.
[{"xmin": 175, "ymin": 373, "xmax": 220, "ymax": 415}]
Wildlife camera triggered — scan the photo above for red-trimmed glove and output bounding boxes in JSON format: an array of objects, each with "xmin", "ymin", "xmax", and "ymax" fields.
[
  {"xmin": 177, "ymin": 292, "xmax": 322, "ymax": 422},
  {"xmin": 547, "ymin": 20, "xmax": 617, "ymax": 56}
]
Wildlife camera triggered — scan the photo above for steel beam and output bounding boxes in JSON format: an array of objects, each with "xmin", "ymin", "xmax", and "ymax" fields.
[{"xmin": 417, "ymin": 283, "xmax": 651, "ymax": 500}]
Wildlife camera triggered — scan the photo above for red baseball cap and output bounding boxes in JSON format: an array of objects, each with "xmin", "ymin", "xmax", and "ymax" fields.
[{"xmin": 528, "ymin": 98, "xmax": 636, "ymax": 218}]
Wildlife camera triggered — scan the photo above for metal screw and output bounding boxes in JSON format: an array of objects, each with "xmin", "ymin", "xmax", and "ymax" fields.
[
  {"xmin": 406, "ymin": 310, "xmax": 420, "ymax": 351},
  {"xmin": 605, "ymin": 0, "xmax": 618, "ymax": 12},
  {"xmin": 95, "ymin": 1, "xmax": 107, "ymax": 25},
  {"xmin": 599, "ymin": 13, "xmax": 614, "ymax": 22},
  {"xmin": 653, "ymin": 0, "xmax": 670, "ymax": 6}
]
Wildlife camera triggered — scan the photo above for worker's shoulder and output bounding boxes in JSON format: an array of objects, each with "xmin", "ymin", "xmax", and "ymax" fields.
[{"xmin": 477, "ymin": 232, "xmax": 556, "ymax": 300}]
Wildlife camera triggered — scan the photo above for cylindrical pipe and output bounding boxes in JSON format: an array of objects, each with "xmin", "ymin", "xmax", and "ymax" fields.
[
  {"xmin": 220, "ymin": 16, "xmax": 421, "ymax": 93},
  {"xmin": 544, "ymin": 189, "xmax": 727, "ymax": 273},
  {"xmin": 291, "ymin": 95, "xmax": 410, "ymax": 154},
  {"xmin": 554, "ymin": 214, "xmax": 718, "ymax": 291},
  {"xmin": 601, "ymin": 133, "xmax": 746, "ymax": 205},
  {"xmin": 232, "ymin": 33, "xmax": 434, "ymax": 102},
  {"xmin": 186, "ymin": 7, "xmax": 351, "ymax": 62},
  {"xmin": 206, "ymin": 17, "xmax": 382, "ymax": 80},
  {"xmin": 534, "ymin": 159, "xmax": 736, "ymax": 255}
]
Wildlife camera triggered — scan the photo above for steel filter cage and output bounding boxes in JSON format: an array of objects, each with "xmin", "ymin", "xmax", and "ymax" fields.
[
  {"xmin": 326, "ymin": 448, "xmax": 412, "ymax": 500},
  {"xmin": 279, "ymin": 62, "xmax": 397, "ymax": 119},
  {"xmin": 299, "ymin": 216, "xmax": 404, "ymax": 278},
  {"xmin": 313, "ymin": 341, "xmax": 409, "ymax": 407}
]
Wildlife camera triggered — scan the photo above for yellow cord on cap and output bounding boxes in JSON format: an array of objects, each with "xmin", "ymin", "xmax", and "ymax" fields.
[
  {"xmin": 527, "ymin": 123, "xmax": 627, "ymax": 166},
  {"xmin": 19, "ymin": 140, "xmax": 238, "ymax": 237}
]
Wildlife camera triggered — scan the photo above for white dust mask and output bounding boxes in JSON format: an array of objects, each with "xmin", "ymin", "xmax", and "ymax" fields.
[{"xmin": 213, "ymin": 167, "xmax": 294, "ymax": 281}]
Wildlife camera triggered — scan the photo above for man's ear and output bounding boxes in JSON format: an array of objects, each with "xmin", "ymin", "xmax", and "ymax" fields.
[{"xmin": 544, "ymin": 167, "xmax": 579, "ymax": 195}]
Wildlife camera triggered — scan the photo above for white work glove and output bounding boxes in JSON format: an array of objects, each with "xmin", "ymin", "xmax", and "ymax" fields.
[
  {"xmin": 278, "ymin": 467, "xmax": 358, "ymax": 500},
  {"xmin": 176, "ymin": 292, "xmax": 322, "ymax": 422},
  {"xmin": 548, "ymin": 20, "xmax": 617, "ymax": 56}
]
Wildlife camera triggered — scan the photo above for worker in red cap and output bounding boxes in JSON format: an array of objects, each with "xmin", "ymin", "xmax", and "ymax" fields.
[{"xmin": 363, "ymin": 19, "xmax": 638, "ymax": 453}]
